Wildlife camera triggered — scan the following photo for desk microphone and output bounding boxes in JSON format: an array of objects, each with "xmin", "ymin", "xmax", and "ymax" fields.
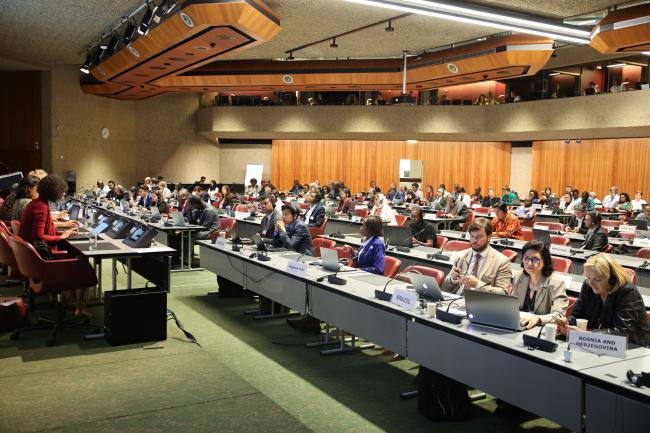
[
  {"xmin": 375, "ymin": 272, "xmax": 404, "ymax": 301},
  {"xmin": 429, "ymin": 242, "xmax": 450, "ymax": 261},
  {"xmin": 627, "ymin": 370, "xmax": 650, "ymax": 387},
  {"xmin": 639, "ymin": 260, "xmax": 649, "ymax": 269},
  {"xmin": 329, "ymin": 230, "xmax": 345, "ymax": 239},
  {"xmin": 436, "ymin": 296, "xmax": 464, "ymax": 324},
  {"xmin": 522, "ymin": 308, "xmax": 568, "ymax": 353}
]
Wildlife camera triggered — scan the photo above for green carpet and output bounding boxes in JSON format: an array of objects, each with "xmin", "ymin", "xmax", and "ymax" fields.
[{"xmin": 0, "ymin": 265, "xmax": 570, "ymax": 433}]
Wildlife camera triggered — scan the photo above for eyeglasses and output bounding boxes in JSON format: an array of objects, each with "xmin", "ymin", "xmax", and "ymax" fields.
[{"xmin": 523, "ymin": 257, "xmax": 542, "ymax": 266}]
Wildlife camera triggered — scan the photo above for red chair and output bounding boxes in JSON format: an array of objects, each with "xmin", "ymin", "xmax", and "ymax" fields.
[
  {"xmin": 551, "ymin": 236, "xmax": 570, "ymax": 246},
  {"xmin": 501, "ymin": 249, "xmax": 518, "ymax": 262},
  {"xmin": 566, "ymin": 296, "xmax": 577, "ymax": 318},
  {"xmin": 395, "ymin": 214, "xmax": 408, "ymax": 226},
  {"xmin": 308, "ymin": 217, "xmax": 328, "ymax": 238},
  {"xmin": 355, "ymin": 208, "xmax": 368, "ymax": 219},
  {"xmin": 0, "ymin": 219, "xmax": 10, "ymax": 233},
  {"xmin": 536, "ymin": 222, "xmax": 564, "ymax": 231},
  {"xmin": 8, "ymin": 235, "xmax": 99, "ymax": 346},
  {"xmin": 11, "ymin": 220, "xmax": 20, "ymax": 235},
  {"xmin": 436, "ymin": 235, "xmax": 448, "ymax": 250},
  {"xmin": 520, "ymin": 215, "xmax": 536, "ymax": 228},
  {"xmin": 551, "ymin": 256, "xmax": 572, "ymax": 273},
  {"xmin": 619, "ymin": 232, "xmax": 636, "ymax": 239},
  {"xmin": 211, "ymin": 200, "xmax": 221, "ymax": 209},
  {"xmin": 397, "ymin": 265, "xmax": 445, "ymax": 286},
  {"xmin": 461, "ymin": 211, "xmax": 475, "ymax": 232},
  {"xmin": 383, "ymin": 256, "xmax": 402, "ymax": 278},
  {"xmin": 474, "ymin": 207, "xmax": 490, "ymax": 214},
  {"xmin": 603, "ymin": 244, "xmax": 614, "ymax": 253},
  {"xmin": 636, "ymin": 248, "xmax": 650, "ymax": 259},
  {"xmin": 235, "ymin": 204, "xmax": 249, "ymax": 213},
  {"xmin": 595, "ymin": 207, "xmax": 607, "ymax": 213},
  {"xmin": 312, "ymin": 238, "xmax": 336, "ymax": 258},
  {"xmin": 521, "ymin": 228, "xmax": 534, "ymax": 241},
  {"xmin": 0, "ymin": 229, "xmax": 25, "ymax": 283},
  {"xmin": 334, "ymin": 246, "xmax": 354, "ymax": 264},
  {"xmin": 601, "ymin": 220, "xmax": 623, "ymax": 228},
  {"xmin": 444, "ymin": 240, "xmax": 471, "ymax": 252},
  {"xmin": 299, "ymin": 203, "xmax": 310, "ymax": 210},
  {"xmin": 212, "ymin": 217, "xmax": 236, "ymax": 239}
]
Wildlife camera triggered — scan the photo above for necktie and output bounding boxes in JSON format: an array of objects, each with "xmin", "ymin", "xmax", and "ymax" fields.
[{"xmin": 472, "ymin": 254, "xmax": 481, "ymax": 277}]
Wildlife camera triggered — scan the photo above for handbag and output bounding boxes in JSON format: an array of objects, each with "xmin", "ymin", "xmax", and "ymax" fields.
[{"xmin": 33, "ymin": 240, "xmax": 52, "ymax": 261}]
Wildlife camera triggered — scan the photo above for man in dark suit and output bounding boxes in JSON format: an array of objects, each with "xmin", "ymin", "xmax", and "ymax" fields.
[
  {"xmin": 566, "ymin": 203, "xmax": 588, "ymax": 234},
  {"xmin": 481, "ymin": 188, "xmax": 500, "ymax": 208},
  {"xmin": 445, "ymin": 196, "xmax": 468, "ymax": 230},
  {"xmin": 259, "ymin": 194, "xmax": 281, "ymax": 239},
  {"xmin": 186, "ymin": 196, "xmax": 220, "ymax": 240},
  {"xmin": 303, "ymin": 191, "xmax": 325, "ymax": 228},
  {"xmin": 273, "ymin": 205, "xmax": 314, "ymax": 255},
  {"xmin": 580, "ymin": 212, "xmax": 609, "ymax": 251}
]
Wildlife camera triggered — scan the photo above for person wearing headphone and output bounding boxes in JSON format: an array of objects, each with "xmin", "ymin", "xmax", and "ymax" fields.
[
  {"xmin": 272, "ymin": 204, "xmax": 314, "ymax": 255},
  {"xmin": 557, "ymin": 253, "xmax": 650, "ymax": 347}
]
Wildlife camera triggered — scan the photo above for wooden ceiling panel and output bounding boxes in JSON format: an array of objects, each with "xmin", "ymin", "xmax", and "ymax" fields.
[{"xmin": 590, "ymin": 4, "xmax": 650, "ymax": 54}]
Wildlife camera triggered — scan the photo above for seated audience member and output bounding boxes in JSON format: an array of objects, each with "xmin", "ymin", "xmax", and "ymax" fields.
[
  {"xmin": 438, "ymin": 184, "xmax": 450, "ymax": 198},
  {"xmin": 11, "ymin": 175, "xmax": 39, "ymax": 221},
  {"xmin": 528, "ymin": 189, "xmax": 539, "ymax": 204},
  {"xmin": 322, "ymin": 185, "xmax": 332, "ymax": 201},
  {"xmin": 208, "ymin": 180, "xmax": 219, "ymax": 197},
  {"xmin": 473, "ymin": 186, "xmax": 483, "ymax": 203},
  {"xmin": 301, "ymin": 184, "xmax": 310, "ymax": 195},
  {"xmin": 513, "ymin": 240, "xmax": 569, "ymax": 329},
  {"xmin": 500, "ymin": 186, "xmax": 516, "ymax": 204},
  {"xmin": 143, "ymin": 176, "xmax": 153, "ymax": 191},
  {"xmin": 571, "ymin": 188, "xmax": 581, "ymax": 203},
  {"xmin": 432, "ymin": 188, "xmax": 447, "ymax": 209},
  {"xmin": 0, "ymin": 182, "xmax": 19, "ymax": 221},
  {"xmin": 369, "ymin": 179, "xmax": 381, "ymax": 194},
  {"xmin": 171, "ymin": 183, "xmax": 182, "ymax": 200},
  {"xmin": 409, "ymin": 206, "xmax": 438, "ymax": 248},
  {"xmin": 290, "ymin": 179, "xmax": 302, "ymax": 195},
  {"xmin": 631, "ymin": 192, "xmax": 646, "ymax": 211},
  {"xmin": 259, "ymin": 195, "xmax": 281, "ymax": 239},
  {"xmin": 492, "ymin": 202, "xmax": 524, "ymax": 240},
  {"xmin": 303, "ymin": 191, "xmax": 325, "ymax": 228},
  {"xmin": 385, "ymin": 183, "xmax": 397, "ymax": 202},
  {"xmin": 96, "ymin": 181, "xmax": 109, "ymax": 198},
  {"xmin": 556, "ymin": 193, "xmax": 575, "ymax": 214},
  {"xmin": 394, "ymin": 185, "xmax": 407, "ymax": 205},
  {"xmin": 481, "ymin": 188, "xmax": 500, "ymax": 208},
  {"xmin": 457, "ymin": 187, "xmax": 471, "ymax": 207},
  {"xmin": 219, "ymin": 185, "xmax": 234, "ymax": 210},
  {"xmin": 589, "ymin": 191, "xmax": 601, "ymax": 205},
  {"xmin": 371, "ymin": 194, "xmax": 397, "ymax": 225},
  {"xmin": 151, "ymin": 191, "xmax": 169, "ymax": 215},
  {"xmin": 245, "ymin": 178, "xmax": 260, "ymax": 196},
  {"xmin": 513, "ymin": 198, "xmax": 536, "ymax": 220},
  {"xmin": 580, "ymin": 212, "xmax": 609, "ymax": 251},
  {"xmin": 423, "ymin": 184, "xmax": 435, "ymax": 203},
  {"xmin": 566, "ymin": 204, "xmax": 588, "ymax": 234},
  {"xmin": 105, "ymin": 180, "xmax": 116, "ymax": 200},
  {"xmin": 615, "ymin": 192, "xmax": 632, "ymax": 212},
  {"xmin": 259, "ymin": 183, "xmax": 273, "ymax": 200},
  {"xmin": 444, "ymin": 196, "xmax": 468, "ymax": 230},
  {"xmin": 635, "ymin": 206, "xmax": 650, "ymax": 222},
  {"xmin": 185, "ymin": 196, "xmax": 220, "ymax": 240},
  {"xmin": 19, "ymin": 175, "xmax": 89, "ymax": 317},
  {"xmin": 538, "ymin": 192, "xmax": 549, "ymax": 207},
  {"xmin": 341, "ymin": 216, "xmax": 385, "ymax": 275},
  {"xmin": 272, "ymin": 205, "xmax": 314, "ymax": 255},
  {"xmin": 337, "ymin": 188, "xmax": 354, "ymax": 214},
  {"xmin": 411, "ymin": 183, "xmax": 424, "ymax": 201},
  {"xmin": 159, "ymin": 181, "xmax": 171, "ymax": 200},
  {"xmin": 136, "ymin": 186, "xmax": 153, "ymax": 208},
  {"xmin": 557, "ymin": 254, "xmax": 650, "ymax": 347},
  {"xmin": 442, "ymin": 218, "xmax": 512, "ymax": 294},
  {"xmin": 580, "ymin": 191, "xmax": 595, "ymax": 211},
  {"xmin": 602, "ymin": 186, "xmax": 620, "ymax": 209}
]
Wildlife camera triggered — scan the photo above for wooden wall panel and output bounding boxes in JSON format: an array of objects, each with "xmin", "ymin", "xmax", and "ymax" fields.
[
  {"xmin": 272, "ymin": 140, "xmax": 511, "ymax": 194},
  {"xmin": 531, "ymin": 138, "xmax": 650, "ymax": 198},
  {"xmin": 0, "ymin": 71, "xmax": 42, "ymax": 177}
]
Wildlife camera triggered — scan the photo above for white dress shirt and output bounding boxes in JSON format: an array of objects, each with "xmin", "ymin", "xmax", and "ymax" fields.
[
  {"xmin": 631, "ymin": 199, "xmax": 647, "ymax": 211},
  {"xmin": 456, "ymin": 249, "xmax": 488, "ymax": 294}
]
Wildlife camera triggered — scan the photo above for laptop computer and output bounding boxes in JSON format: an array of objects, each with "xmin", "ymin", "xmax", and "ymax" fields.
[
  {"xmin": 628, "ymin": 219, "xmax": 648, "ymax": 231},
  {"xmin": 464, "ymin": 290, "xmax": 523, "ymax": 331},
  {"xmin": 410, "ymin": 274, "xmax": 459, "ymax": 302},
  {"xmin": 319, "ymin": 247, "xmax": 340, "ymax": 271},
  {"xmin": 533, "ymin": 228, "xmax": 552, "ymax": 246},
  {"xmin": 170, "ymin": 211, "xmax": 186, "ymax": 227},
  {"xmin": 251, "ymin": 233, "xmax": 286, "ymax": 253}
]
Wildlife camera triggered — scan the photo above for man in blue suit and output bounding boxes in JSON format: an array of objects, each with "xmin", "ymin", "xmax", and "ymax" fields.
[{"xmin": 303, "ymin": 191, "xmax": 325, "ymax": 228}]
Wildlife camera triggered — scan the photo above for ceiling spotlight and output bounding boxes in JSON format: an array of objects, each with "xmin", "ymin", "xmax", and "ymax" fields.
[
  {"xmin": 606, "ymin": 63, "xmax": 625, "ymax": 68},
  {"xmin": 123, "ymin": 21, "xmax": 136, "ymax": 45},
  {"xmin": 576, "ymin": 138, "xmax": 582, "ymax": 144},
  {"xmin": 138, "ymin": 3, "xmax": 158, "ymax": 36},
  {"xmin": 330, "ymin": 38, "xmax": 338, "ymax": 48},
  {"xmin": 564, "ymin": 139, "xmax": 570, "ymax": 144},
  {"xmin": 548, "ymin": 72, "xmax": 561, "ymax": 76},
  {"xmin": 162, "ymin": 0, "xmax": 178, "ymax": 14},
  {"xmin": 80, "ymin": 54, "xmax": 93, "ymax": 74},
  {"xmin": 106, "ymin": 35, "xmax": 120, "ymax": 56},
  {"xmin": 385, "ymin": 20, "xmax": 394, "ymax": 32}
]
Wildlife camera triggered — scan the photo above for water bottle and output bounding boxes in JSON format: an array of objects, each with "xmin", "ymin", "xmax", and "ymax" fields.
[
  {"xmin": 88, "ymin": 232, "xmax": 97, "ymax": 251},
  {"xmin": 226, "ymin": 205, "xmax": 232, "ymax": 217}
]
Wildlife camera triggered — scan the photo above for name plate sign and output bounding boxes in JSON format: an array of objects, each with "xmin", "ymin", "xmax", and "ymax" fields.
[
  {"xmin": 390, "ymin": 289, "xmax": 418, "ymax": 310},
  {"xmin": 286, "ymin": 260, "xmax": 308, "ymax": 277},
  {"xmin": 568, "ymin": 331, "xmax": 627, "ymax": 358}
]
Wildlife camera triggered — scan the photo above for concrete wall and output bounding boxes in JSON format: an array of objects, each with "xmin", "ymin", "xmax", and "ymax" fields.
[
  {"xmin": 218, "ymin": 143, "xmax": 272, "ymax": 184},
  {"xmin": 509, "ymin": 146, "xmax": 533, "ymax": 195}
]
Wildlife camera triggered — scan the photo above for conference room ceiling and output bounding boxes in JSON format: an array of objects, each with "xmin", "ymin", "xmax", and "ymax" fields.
[{"xmin": 0, "ymin": 0, "xmax": 629, "ymax": 69}]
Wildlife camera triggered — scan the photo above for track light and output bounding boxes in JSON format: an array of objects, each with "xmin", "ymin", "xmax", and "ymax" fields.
[
  {"xmin": 162, "ymin": 0, "xmax": 178, "ymax": 14},
  {"xmin": 330, "ymin": 38, "xmax": 338, "ymax": 48},
  {"xmin": 576, "ymin": 138, "xmax": 581, "ymax": 144},
  {"xmin": 80, "ymin": 55, "xmax": 93, "ymax": 74},
  {"xmin": 345, "ymin": 0, "xmax": 591, "ymax": 45},
  {"xmin": 106, "ymin": 35, "xmax": 120, "ymax": 56},
  {"xmin": 138, "ymin": 3, "xmax": 157, "ymax": 36},
  {"xmin": 123, "ymin": 21, "xmax": 136, "ymax": 45},
  {"xmin": 385, "ymin": 20, "xmax": 394, "ymax": 32},
  {"xmin": 564, "ymin": 139, "xmax": 570, "ymax": 144}
]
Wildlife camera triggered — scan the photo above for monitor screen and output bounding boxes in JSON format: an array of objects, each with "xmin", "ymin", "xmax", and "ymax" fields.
[
  {"xmin": 112, "ymin": 220, "xmax": 125, "ymax": 231},
  {"xmin": 129, "ymin": 227, "xmax": 146, "ymax": 241},
  {"xmin": 92, "ymin": 221, "xmax": 110, "ymax": 236}
]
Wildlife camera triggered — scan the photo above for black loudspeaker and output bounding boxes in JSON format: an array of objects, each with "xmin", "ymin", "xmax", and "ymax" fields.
[{"xmin": 104, "ymin": 289, "xmax": 167, "ymax": 346}]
